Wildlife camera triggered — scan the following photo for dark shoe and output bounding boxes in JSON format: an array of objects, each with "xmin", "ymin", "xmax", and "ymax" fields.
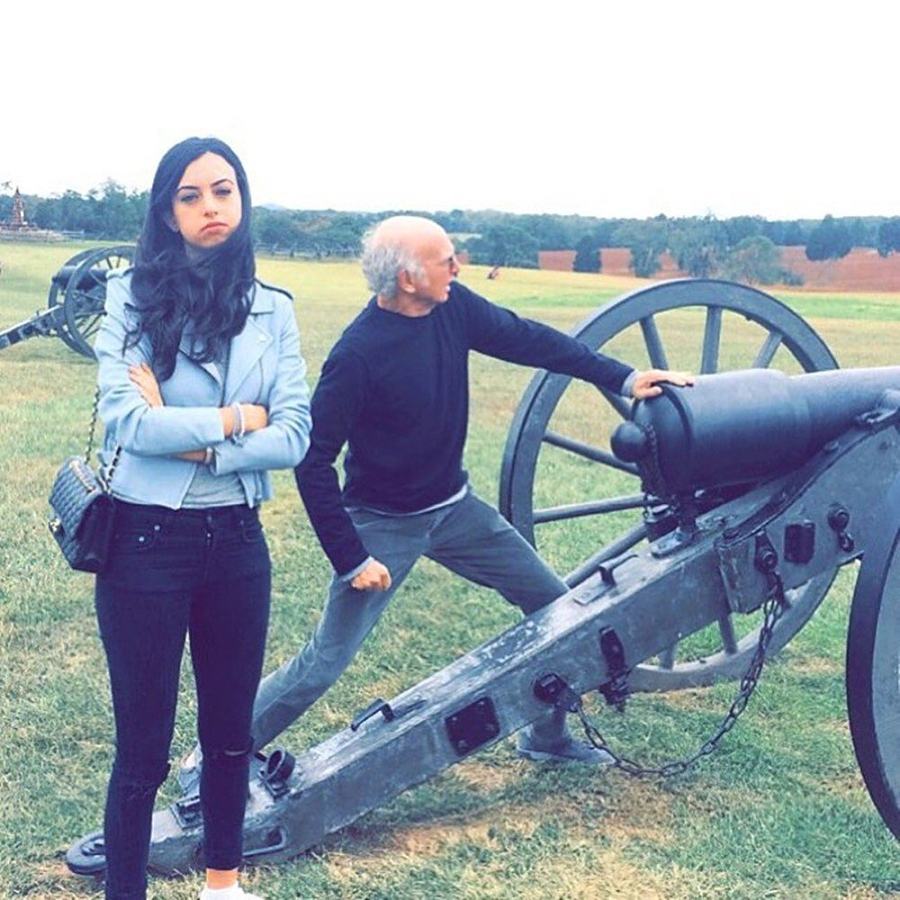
[
  {"xmin": 179, "ymin": 749, "xmax": 272, "ymax": 798},
  {"xmin": 517, "ymin": 734, "xmax": 615, "ymax": 766},
  {"xmin": 65, "ymin": 830, "xmax": 106, "ymax": 875}
]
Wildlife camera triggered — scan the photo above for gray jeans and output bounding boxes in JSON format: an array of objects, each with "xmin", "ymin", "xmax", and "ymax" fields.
[{"xmin": 251, "ymin": 490, "xmax": 571, "ymax": 751}]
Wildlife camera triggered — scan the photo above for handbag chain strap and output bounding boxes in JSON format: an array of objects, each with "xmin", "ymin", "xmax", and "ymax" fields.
[{"xmin": 86, "ymin": 386, "xmax": 121, "ymax": 492}]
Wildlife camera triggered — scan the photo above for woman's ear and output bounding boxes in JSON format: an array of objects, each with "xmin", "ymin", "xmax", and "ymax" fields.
[{"xmin": 165, "ymin": 212, "xmax": 179, "ymax": 233}]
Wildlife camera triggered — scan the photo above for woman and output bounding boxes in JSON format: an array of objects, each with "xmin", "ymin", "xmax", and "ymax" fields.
[{"xmin": 93, "ymin": 136, "xmax": 310, "ymax": 900}]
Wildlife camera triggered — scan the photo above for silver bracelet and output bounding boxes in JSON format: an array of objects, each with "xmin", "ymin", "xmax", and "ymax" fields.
[
  {"xmin": 203, "ymin": 447, "xmax": 214, "ymax": 466},
  {"xmin": 231, "ymin": 402, "xmax": 246, "ymax": 444}
]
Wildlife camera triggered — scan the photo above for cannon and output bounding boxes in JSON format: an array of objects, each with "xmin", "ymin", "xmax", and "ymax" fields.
[
  {"xmin": 66, "ymin": 279, "xmax": 900, "ymax": 879},
  {"xmin": 0, "ymin": 245, "xmax": 134, "ymax": 358}
]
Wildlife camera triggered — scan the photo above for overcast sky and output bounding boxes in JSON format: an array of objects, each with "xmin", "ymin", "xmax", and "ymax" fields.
[{"xmin": 3, "ymin": 1, "xmax": 896, "ymax": 221}]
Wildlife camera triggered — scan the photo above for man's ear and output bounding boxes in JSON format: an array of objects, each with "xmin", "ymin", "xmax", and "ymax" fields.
[{"xmin": 397, "ymin": 269, "xmax": 416, "ymax": 294}]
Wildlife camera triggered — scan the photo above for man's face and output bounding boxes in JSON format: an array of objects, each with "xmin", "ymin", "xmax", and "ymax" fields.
[
  {"xmin": 408, "ymin": 232, "xmax": 460, "ymax": 306},
  {"xmin": 169, "ymin": 152, "xmax": 242, "ymax": 250}
]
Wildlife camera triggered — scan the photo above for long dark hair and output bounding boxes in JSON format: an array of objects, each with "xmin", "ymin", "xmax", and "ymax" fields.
[{"xmin": 126, "ymin": 137, "xmax": 256, "ymax": 380}]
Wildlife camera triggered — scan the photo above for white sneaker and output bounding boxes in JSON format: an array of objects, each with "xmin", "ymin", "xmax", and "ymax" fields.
[{"xmin": 199, "ymin": 885, "xmax": 263, "ymax": 900}]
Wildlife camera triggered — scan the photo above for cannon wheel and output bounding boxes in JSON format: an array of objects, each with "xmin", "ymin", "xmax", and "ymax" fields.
[
  {"xmin": 47, "ymin": 248, "xmax": 98, "ymax": 354},
  {"xmin": 846, "ymin": 478, "xmax": 900, "ymax": 839},
  {"xmin": 499, "ymin": 278, "xmax": 839, "ymax": 691},
  {"xmin": 63, "ymin": 245, "xmax": 135, "ymax": 359}
]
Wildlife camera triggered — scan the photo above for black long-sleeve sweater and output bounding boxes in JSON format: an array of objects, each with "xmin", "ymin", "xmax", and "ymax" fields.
[{"xmin": 295, "ymin": 282, "xmax": 633, "ymax": 576}]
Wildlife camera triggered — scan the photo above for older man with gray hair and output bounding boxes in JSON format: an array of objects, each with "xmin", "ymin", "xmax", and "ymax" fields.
[{"xmin": 182, "ymin": 215, "xmax": 688, "ymax": 786}]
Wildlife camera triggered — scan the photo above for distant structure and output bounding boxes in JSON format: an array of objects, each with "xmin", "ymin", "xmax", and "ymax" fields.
[
  {"xmin": 7, "ymin": 188, "xmax": 28, "ymax": 229},
  {"xmin": 0, "ymin": 187, "xmax": 63, "ymax": 241}
]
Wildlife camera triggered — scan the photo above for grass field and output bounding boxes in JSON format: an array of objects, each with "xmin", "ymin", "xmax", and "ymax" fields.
[{"xmin": 0, "ymin": 242, "xmax": 898, "ymax": 899}]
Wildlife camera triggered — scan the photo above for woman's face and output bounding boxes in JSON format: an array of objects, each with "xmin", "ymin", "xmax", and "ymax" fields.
[{"xmin": 169, "ymin": 152, "xmax": 243, "ymax": 250}]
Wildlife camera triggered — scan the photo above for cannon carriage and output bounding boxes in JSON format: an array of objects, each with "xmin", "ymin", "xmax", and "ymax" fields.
[
  {"xmin": 58, "ymin": 278, "xmax": 899, "ymax": 876},
  {"xmin": 0, "ymin": 245, "xmax": 134, "ymax": 358}
]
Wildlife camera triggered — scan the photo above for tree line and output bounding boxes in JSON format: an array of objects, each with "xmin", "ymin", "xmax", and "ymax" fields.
[{"xmin": 2, "ymin": 184, "xmax": 899, "ymax": 284}]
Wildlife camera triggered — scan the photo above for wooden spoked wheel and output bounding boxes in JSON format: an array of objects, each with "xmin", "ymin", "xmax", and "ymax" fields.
[
  {"xmin": 499, "ymin": 278, "xmax": 840, "ymax": 691},
  {"xmin": 62, "ymin": 245, "xmax": 135, "ymax": 358},
  {"xmin": 47, "ymin": 248, "xmax": 97, "ymax": 354},
  {"xmin": 846, "ymin": 477, "xmax": 900, "ymax": 840}
]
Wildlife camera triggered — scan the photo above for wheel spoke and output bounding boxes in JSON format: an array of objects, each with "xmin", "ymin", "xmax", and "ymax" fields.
[
  {"xmin": 534, "ymin": 494, "xmax": 648, "ymax": 525},
  {"xmin": 753, "ymin": 330, "xmax": 783, "ymax": 368},
  {"xmin": 564, "ymin": 523, "xmax": 647, "ymax": 588},
  {"xmin": 596, "ymin": 385, "xmax": 632, "ymax": 420},
  {"xmin": 543, "ymin": 430, "xmax": 638, "ymax": 476},
  {"xmin": 640, "ymin": 315, "xmax": 669, "ymax": 369},
  {"xmin": 700, "ymin": 306, "xmax": 722, "ymax": 374},
  {"xmin": 81, "ymin": 316, "xmax": 102, "ymax": 336}
]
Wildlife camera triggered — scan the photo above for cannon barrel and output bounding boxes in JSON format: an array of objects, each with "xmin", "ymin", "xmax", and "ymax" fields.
[
  {"xmin": 50, "ymin": 265, "xmax": 110, "ymax": 291},
  {"xmin": 612, "ymin": 367, "xmax": 900, "ymax": 495}
]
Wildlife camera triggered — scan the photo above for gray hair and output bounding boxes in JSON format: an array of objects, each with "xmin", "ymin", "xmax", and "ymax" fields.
[{"xmin": 360, "ymin": 226, "xmax": 424, "ymax": 299}]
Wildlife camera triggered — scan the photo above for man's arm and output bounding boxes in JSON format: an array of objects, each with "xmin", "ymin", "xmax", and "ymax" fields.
[
  {"xmin": 294, "ymin": 350, "xmax": 388, "ymax": 589},
  {"xmin": 461, "ymin": 285, "xmax": 692, "ymax": 397},
  {"xmin": 461, "ymin": 286, "xmax": 634, "ymax": 394}
]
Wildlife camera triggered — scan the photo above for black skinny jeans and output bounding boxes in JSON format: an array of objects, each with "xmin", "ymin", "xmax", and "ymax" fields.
[{"xmin": 95, "ymin": 501, "xmax": 271, "ymax": 900}]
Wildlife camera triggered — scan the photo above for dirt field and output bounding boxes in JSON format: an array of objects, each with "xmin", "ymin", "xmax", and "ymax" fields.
[{"xmin": 538, "ymin": 247, "xmax": 900, "ymax": 292}]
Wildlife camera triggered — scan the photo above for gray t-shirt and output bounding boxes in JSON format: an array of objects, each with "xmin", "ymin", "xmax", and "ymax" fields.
[{"xmin": 181, "ymin": 356, "xmax": 247, "ymax": 508}]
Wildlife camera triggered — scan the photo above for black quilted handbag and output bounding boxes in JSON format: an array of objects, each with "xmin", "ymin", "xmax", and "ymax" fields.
[{"xmin": 48, "ymin": 388, "xmax": 120, "ymax": 573}]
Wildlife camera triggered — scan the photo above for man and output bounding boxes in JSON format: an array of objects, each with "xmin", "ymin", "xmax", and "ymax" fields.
[{"xmin": 182, "ymin": 215, "xmax": 690, "ymax": 784}]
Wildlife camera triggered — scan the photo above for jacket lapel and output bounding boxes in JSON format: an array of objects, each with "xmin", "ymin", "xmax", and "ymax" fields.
[
  {"xmin": 224, "ymin": 285, "xmax": 275, "ymax": 403},
  {"xmin": 225, "ymin": 314, "xmax": 272, "ymax": 403},
  {"xmin": 178, "ymin": 332, "xmax": 222, "ymax": 385}
]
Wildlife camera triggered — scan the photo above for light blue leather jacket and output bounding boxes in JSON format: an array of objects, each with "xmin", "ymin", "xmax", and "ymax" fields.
[{"xmin": 95, "ymin": 270, "xmax": 311, "ymax": 509}]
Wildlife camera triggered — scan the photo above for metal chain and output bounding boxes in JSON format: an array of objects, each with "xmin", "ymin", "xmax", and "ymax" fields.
[
  {"xmin": 639, "ymin": 422, "xmax": 683, "ymax": 533},
  {"xmin": 85, "ymin": 386, "xmax": 101, "ymax": 463},
  {"xmin": 84, "ymin": 385, "xmax": 121, "ymax": 491},
  {"xmin": 575, "ymin": 573, "xmax": 789, "ymax": 778},
  {"xmin": 640, "ymin": 421, "xmax": 668, "ymax": 502}
]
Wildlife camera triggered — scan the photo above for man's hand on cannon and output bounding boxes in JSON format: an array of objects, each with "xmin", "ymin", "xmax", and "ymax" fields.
[
  {"xmin": 351, "ymin": 559, "xmax": 392, "ymax": 592},
  {"xmin": 630, "ymin": 368, "xmax": 694, "ymax": 399}
]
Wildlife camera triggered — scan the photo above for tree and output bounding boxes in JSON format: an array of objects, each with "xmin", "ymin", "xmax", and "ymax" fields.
[
  {"xmin": 253, "ymin": 209, "xmax": 300, "ymax": 249},
  {"xmin": 522, "ymin": 214, "xmax": 579, "ymax": 250},
  {"xmin": 669, "ymin": 216, "xmax": 726, "ymax": 277},
  {"xmin": 763, "ymin": 220, "xmax": 808, "ymax": 246},
  {"xmin": 467, "ymin": 225, "xmax": 539, "ymax": 268},
  {"xmin": 805, "ymin": 215, "xmax": 852, "ymax": 261},
  {"xmin": 876, "ymin": 218, "xmax": 900, "ymax": 257},
  {"xmin": 314, "ymin": 215, "xmax": 366, "ymax": 256},
  {"xmin": 782, "ymin": 221, "xmax": 807, "ymax": 245},
  {"xmin": 720, "ymin": 235, "xmax": 782, "ymax": 285},
  {"xmin": 91, "ymin": 180, "xmax": 146, "ymax": 240},
  {"xmin": 573, "ymin": 235, "xmax": 601, "ymax": 273},
  {"xmin": 846, "ymin": 217, "xmax": 873, "ymax": 248},
  {"xmin": 613, "ymin": 220, "xmax": 667, "ymax": 277},
  {"xmin": 723, "ymin": 216, "xmax": 764, "ymax": 247},
  {"xmin": 435, "ymin": 208, "xmax": 474, "ymax": 234}
]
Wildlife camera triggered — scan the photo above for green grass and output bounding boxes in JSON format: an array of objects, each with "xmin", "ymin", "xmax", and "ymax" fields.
[{"xmin": 0, "ymin": 243, "xmax": 897, "ymax": 899}]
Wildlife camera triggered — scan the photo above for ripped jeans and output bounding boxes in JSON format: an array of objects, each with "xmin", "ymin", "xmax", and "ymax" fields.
[{"xmin": 95, "ymin": 501, "xmax": 271, "ymax": 899}]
